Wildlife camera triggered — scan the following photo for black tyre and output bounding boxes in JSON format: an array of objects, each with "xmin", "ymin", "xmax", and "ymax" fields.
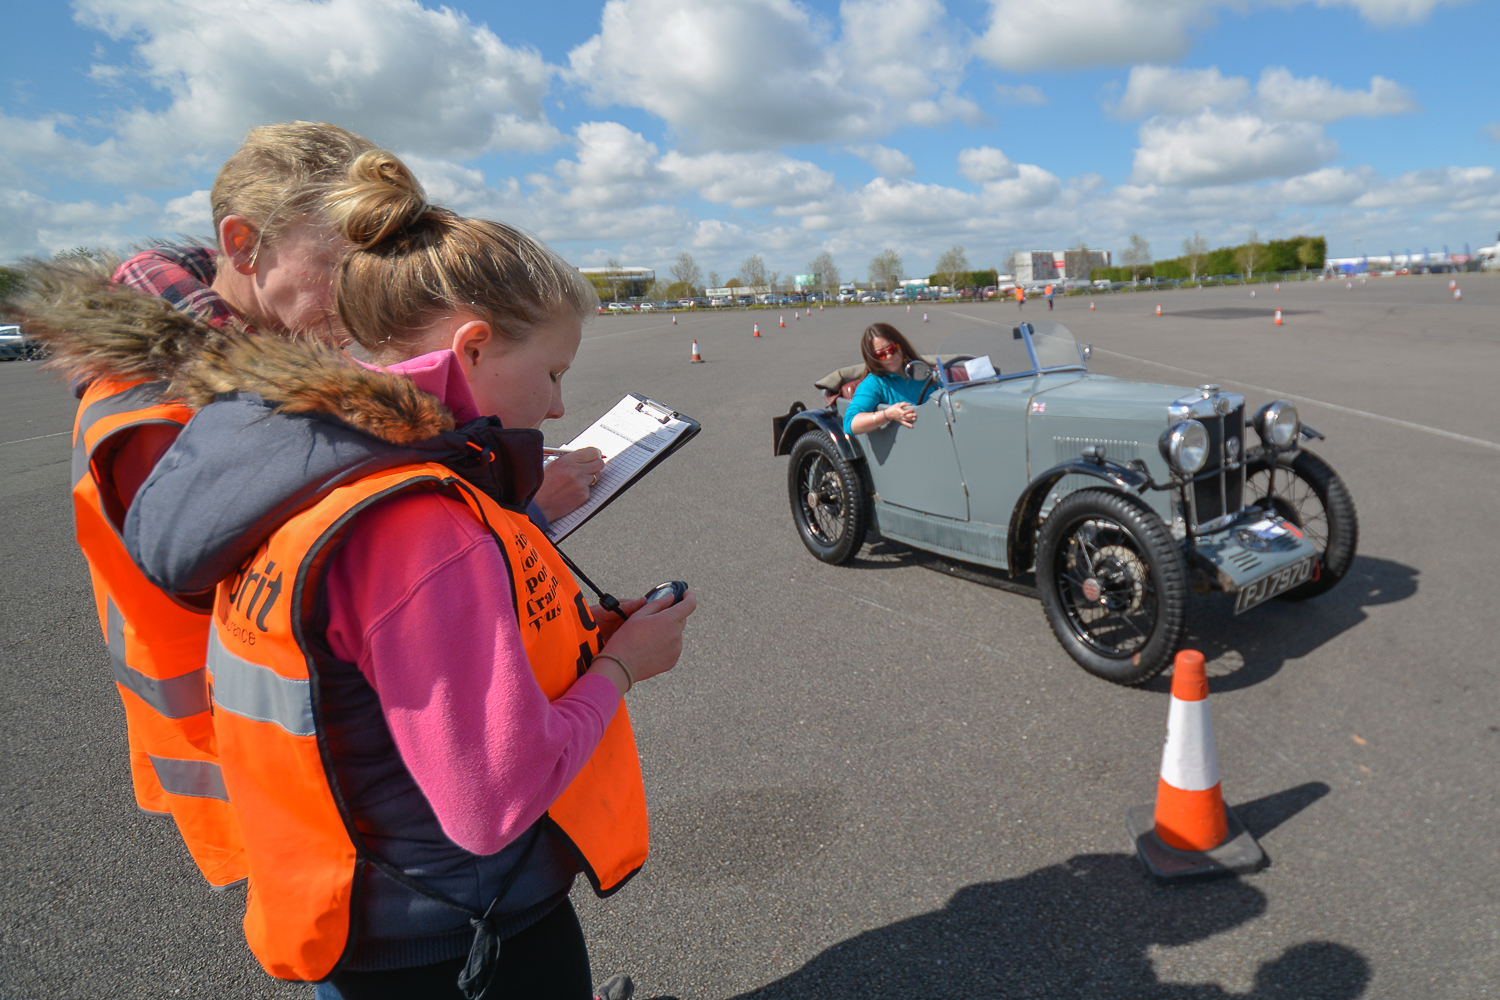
[
  {"xmin": 1035, "ymin": 489, "xmax": 1187, "ymax": 685},
  {"xmin": 1244, "ymin": 448, "xmax": 1358, "ymax": 600},
  {"xmin": 787, "ymin": 432, "xmax": 868, "ymax": 565}
]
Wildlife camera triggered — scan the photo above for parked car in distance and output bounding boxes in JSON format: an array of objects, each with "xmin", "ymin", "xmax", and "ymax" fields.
[
  {"xmin": 638, "ymin": 301, "xmax": 654, "ymax": 311},
  {"xmin": 0, "ymin": 325, "xmax": 31, "ymax": 361},
  {"xmin": 772, "ymin": 320, "xmax": 1357, "ymax": 686},
  {"xmin": 606, "ymin": 302, "xmax": 631, "ymax": 312},
  {"xmin": 678, "ymin": 298, "xmax": 696, "ymax": 308},
  {"xmin": 837, "ymin": 291, "xmax": 857, "ymax": 303}
]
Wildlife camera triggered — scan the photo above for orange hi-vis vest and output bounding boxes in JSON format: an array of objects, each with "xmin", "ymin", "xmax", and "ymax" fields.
[
  {"xmin": 71, "ymin": 375, "xmax": 247, "ymax": 889},
  {"xmin": 207, "ymin": 463, "xmax": 649, "ymax": 982}
]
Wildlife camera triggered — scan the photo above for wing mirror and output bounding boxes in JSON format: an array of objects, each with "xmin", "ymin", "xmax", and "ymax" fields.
[
  {"xmin": 905, "ymin": 359, "xmax": 934, "ymax": 382},
  {"xmin": 1082, "ymin": 343, "xmax": 1092, "ymax": 361}
]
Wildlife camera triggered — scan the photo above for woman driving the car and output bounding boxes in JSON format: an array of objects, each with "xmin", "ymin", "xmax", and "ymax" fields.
[{"xmin": 844, "ymin": 322, "xmax": 927, "ymax": 435}]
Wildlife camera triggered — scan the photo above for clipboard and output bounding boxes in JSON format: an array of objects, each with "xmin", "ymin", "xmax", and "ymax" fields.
[{"xmin": 543, "ymin": 393, "xmax": 701, "ymax": 542}]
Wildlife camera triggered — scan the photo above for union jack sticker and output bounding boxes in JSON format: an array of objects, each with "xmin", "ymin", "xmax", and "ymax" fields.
[{"xmin": 1029, "ymin": 401, "xmax": 1047, "ymax": 414}]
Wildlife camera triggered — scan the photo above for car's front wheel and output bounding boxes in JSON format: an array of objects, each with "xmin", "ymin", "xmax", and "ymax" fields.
[
  {"xmin": 787, "ymin": 432, "xmax": 868, "ymax": 565},
  {"xmin": 1035, "ymin": 489, "xmax": 1187, "ymax": 685},
  {"xmin": 1244, "ymin": 448, "xmax": 1358, "ymax": 600}
]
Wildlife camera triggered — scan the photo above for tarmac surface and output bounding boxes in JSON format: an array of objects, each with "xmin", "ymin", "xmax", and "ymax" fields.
[{"xmin": 1, "ymin": 274, "xmax": 1496, "ymax": 998}]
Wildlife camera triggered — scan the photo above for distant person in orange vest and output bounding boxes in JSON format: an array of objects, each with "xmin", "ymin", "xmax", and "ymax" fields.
[
  {"xmin": 1015, "ymin": 285, "xmax": 1025, "ymax": 310},
  {"xmin": 124, "ymin": 151, "xmax": 692, "ymax": 1000},
  {"xmin": 1045, "ymin": 283, "xmax": 1054, "ymax": 310}
]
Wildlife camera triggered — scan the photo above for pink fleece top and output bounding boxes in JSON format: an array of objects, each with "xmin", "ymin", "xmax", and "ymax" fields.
[{"xmin": 322, "ymin": 350, "xmax": 621, "ymax": 855}]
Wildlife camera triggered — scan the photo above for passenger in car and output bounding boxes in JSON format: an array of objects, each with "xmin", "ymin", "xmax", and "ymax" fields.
[{"xmin": 844, "ymin": 322, "xmax": 927, "ymax": 435}]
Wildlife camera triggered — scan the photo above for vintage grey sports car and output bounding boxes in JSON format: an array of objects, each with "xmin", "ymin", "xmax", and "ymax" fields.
[{"xmin": 772, "ymin": 320, "xmax": 1358, "ymax": 685}]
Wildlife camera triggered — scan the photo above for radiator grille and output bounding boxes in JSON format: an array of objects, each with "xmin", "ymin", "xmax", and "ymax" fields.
[{"xmin": 1188, "ymin": 404, "xmax": 1245, "ymax": 529}]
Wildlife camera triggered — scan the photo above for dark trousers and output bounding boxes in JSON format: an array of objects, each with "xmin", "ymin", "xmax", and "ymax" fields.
[{"xmin": 316, "ymin": 899, "xmax": 593, "ymax": 1000}]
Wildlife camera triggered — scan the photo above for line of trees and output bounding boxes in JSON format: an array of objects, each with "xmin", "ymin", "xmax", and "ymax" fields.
[{"xmin": 1092, "ymin": 232, "xmax": 1327, "ymax": 283}]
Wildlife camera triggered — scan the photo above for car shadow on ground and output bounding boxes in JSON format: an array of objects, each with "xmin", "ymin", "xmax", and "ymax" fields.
[
  {"xmin": 846, "ymin": 540, "xmax": 1417, "ymax": 695},
  {"xmin": 641, "ymin": 782, "xmax": 1361, "ymax": 1000},
  {"xmin": 1143, "ymin": 555, "xmax": 1419, "ymax": 694}
]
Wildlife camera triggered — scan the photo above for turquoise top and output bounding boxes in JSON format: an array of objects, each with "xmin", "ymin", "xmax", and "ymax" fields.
[{"xmin": 844, "ymin": 372, "xmax": 927, "ymax": 434}]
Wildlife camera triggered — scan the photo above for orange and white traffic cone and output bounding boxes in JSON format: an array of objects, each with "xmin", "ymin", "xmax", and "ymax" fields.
[
  {"xmin": 779, "ymin": 315, "xmax": 786, "ymax": 328},
  {"xmin": 1454, "ymin": 287, "xmax": 1462, "ymax": 300},
  {"xmin": 672, "ymin": 314, "xmax": 678, "ymax": 325},
  {"xmin": 1274, "ymin": 283, "xmax": 1281, "ymax": 292},
  {"xmin": 922, "ymin": 312, "xmax": 928, "ymax": 323},
  {"xmin": 907, "ymin": 304, "xmax": 912, "ymax": 313},
  {"xmin": 1250, "ymin": 289, "xmax": 1256, "ymax": 298},
  {"xmin": 753, "ymin": 322, "xmax": 760, "ymax": 337},
  {"xmin": 690, "ymin": 340, "xmax": 703, "ymax": 363},
  {"xmin": 1274, "ymin": 309, "xmax": 1283, "ymax": 326},
  {"xmin": 1126, "ymin": 650, "xmax": 1265, "ymax": 880},
  {"xmin": 1449, "ymin": 279, "xmax": 1457, "ymax": 290},
  {"xmin": 1155, "ymin": 303, "xmax": 1162, "ymax": 316},
  {"xmin": 1089, "ymin": 301, "xmax": 1096, "ymax": 311}
]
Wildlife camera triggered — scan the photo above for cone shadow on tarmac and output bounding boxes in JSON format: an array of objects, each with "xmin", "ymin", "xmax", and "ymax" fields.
[{"xmin": 715, "ymin": 851, "xmax": 1366, "ymax": 1000}]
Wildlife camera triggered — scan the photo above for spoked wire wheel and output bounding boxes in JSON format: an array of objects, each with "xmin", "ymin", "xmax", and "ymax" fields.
[
  {"xmin": 1244, "ymin": 448, "xmax": 1358, "ymax": 600},
  {"xmin": 1036, "ymin": 489, "xmax": 1186, "ymax": 685},
  {"xmin": 787, "ymin": 433, "xmax": 868, "ymax": 564}
]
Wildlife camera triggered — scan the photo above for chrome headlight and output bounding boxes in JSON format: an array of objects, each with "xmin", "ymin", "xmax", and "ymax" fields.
[
  {"xmin": 1160, "ymin": 420, "xmax": 1210, "ymax": 475},
  {"xmin": 1255, "ymin": 400, "xmax": 1300, "ymax": 448}
]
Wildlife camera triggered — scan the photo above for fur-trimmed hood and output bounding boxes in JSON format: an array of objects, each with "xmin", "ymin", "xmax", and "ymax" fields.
[
  {"xmin": 12, "ymin": 256, "xmax": 224, "ymax": 387},
  {"xmin": 124, "ymin": 333, "xmax": 543, "ymax": 597}
]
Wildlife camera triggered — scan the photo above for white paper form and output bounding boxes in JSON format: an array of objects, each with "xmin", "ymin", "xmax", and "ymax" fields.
[{"xmin": 544, "ymin": 395, "xmax": 693, "ymax": 542}]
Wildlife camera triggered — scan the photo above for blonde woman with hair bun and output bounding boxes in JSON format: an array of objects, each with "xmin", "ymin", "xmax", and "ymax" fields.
[{"xmin": 123, "ymin": 149, "xmax": 693, "ymax": 1000}]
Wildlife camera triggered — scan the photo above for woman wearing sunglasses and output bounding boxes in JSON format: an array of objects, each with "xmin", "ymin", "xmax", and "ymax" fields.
[{"xmin": 844, "ymin": 322, "xmax": 926, "ymax": 435}]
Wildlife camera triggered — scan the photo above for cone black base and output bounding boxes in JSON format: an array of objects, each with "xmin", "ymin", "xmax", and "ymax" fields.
[{"xmin": 1126, "ymin": 804, "xmax": 1266, "ymax": 881}]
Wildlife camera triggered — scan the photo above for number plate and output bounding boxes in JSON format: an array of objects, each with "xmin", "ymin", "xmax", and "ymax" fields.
[{"xmin": 1233, "ymin": 556, "xmax": 1316, "ymax": 615}]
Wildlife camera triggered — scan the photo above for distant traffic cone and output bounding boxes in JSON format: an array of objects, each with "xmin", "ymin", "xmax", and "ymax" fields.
[
  {"xmin": 1250, "ymin": 289, "xmax": 1256, "ymax": 298},
  {"xmin": 819, "ymin": 304, "xmax": 824, "ymax": 312},
  {"xmin": 1126, "ymin": 650, "xmax": 1266, "ymax": 880},
  {"xmin": 1155, "ymin": 303, "xmax": 1162, "ymax": 316},
  {"xmin": 922, "ymin": 312, "xmax": 928, "ymax": 323},
  {"xmin": 671, "ymin": 314, "xmax": 677, "ymax": 325},
  {"xmin": 690, "ymin": 340, "xmax": 703, "ymax": 363},
  {"xmin": 1454, "ymin": 287, "xmax": 1462, "ymax": 300},
  {"xmin": 1449, "ymin": 279, "xmax": 1457, "ymax": 290},
  {"xmin": 1274, "ymin": 309, "xmax": 1283, "ymax": 325},
  {"xmin": 753, "ymin": 322, "xmax": 760, "ymax": 337},
  {"xmin": 1275, "ymin": 283, "xmax": 1281, "ymax": 291},
  {"xmin": 1089, "ymin": 301, "xmax": 1096, "ymax": 311},
  {"xmin": 1346, "ymin": 282, "xmax": 1353, "ymax": 289},
  {"xmin": 779, "ymin": 315, "xmax": 786, "ymax": 328}
]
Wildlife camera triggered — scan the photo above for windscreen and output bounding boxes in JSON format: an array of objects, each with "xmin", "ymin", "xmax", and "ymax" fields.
[
  {"xmin": 936, "ymin": 326, "xmax": 1035, "ymax": 378},
  {"xmin": 1027, "ymin": 321, "xmax": 1087, "ymax": 370}
]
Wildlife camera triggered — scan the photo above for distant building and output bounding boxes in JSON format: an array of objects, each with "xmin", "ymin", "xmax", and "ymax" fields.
[
  {"xmin": 579, "ymin": 265, "xmax": 655, "ymax": 299},
  {"xmin": 1010, "ymin": 249, "xmax": 1111, "ymax": 284}
]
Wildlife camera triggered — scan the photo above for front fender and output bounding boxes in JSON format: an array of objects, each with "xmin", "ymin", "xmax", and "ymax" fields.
[
  {"xmin": 773, "ymin": 403, "xmax": 863, "ymax": 463},
  {"xmin": 1006, "ymin": 459, "xmax": 1152, "ymax": 574}
]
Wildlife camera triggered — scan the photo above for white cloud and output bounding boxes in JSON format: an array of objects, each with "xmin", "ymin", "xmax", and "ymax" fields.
[
  {"xmin": 567, "ymin": 0, "xmax": 980, "ymax": 150},
  {"xmin": 1132, "ymin": 111, "xmax": 1338, "ymax": 186},
  {"xmin": 1256, "ymin": 67, "xmax": 1418, "ymax": 122},
  {"xmin": 663, "ymin": 151, "xmax": 838, "ymax": 208},
  {"xmin": 980, "ymin": 163, "xmax": 1063, "ymax": 209},
  {"xmin": 550, "ymin": 122, "xmax": 673, "ymax": 211},
  {"xmin": 846, "ymin": 145, "xmax": 917, "ymax": 178},
  {"xmin": 976, "ymin": 0, "xmax": 1207, "ymax": 72},
  {"xmin": 0, "ymin": 188, "xmax": 166, "ymax": 260},
  {"xmin": 161, "ymin": 190, "xmax": 211, "ymax": 233},
  {"xmin": 1315, "ymin": 0, "xmax": 1469, "ymax": 23},
  {"xmin": 74, "ymin": 0, "xmax": 561, "ymax": 166},
  {"xmin": 958, "ymin": 146, "xmax": 1018, "ymax": 183},
  {"xmin": 976, "ymin": 0, "xmax": 1468, "ymax": 71},
  {"xmin": 1112, "ymin": 65, "xmax": 1250, "ymax": 119},
  {"xmin": 1351, "ymin": 166, "xmax": 1499, "ymax": 209},
  {"xmin": 994, "ymin": 84, "xmax": 1048, "ymax": 106}
]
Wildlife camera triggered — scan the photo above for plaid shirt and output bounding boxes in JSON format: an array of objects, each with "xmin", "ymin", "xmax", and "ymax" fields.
[{"xmin": 113, "ymin": 246, "xmax": 239, "ymax": 327}]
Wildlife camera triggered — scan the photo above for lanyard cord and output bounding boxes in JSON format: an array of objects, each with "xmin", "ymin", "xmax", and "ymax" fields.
[{"xmin": 552, "ymin": 545, "xmax": 627, "ymax": 620}]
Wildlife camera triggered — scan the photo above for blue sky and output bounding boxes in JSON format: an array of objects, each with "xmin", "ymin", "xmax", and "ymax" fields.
[{"xmin": 4, "ymin": 0, "xmax": 1498, "ymax": 281}]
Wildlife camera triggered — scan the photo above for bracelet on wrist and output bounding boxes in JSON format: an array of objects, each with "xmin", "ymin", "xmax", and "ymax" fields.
[{"xmin": 593, "ymin": 653, "xmax": 634, "ymax": 693}]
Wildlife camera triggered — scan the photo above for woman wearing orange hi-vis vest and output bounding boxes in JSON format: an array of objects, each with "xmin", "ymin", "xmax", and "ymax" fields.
[
  {"xmin": 123, "ymin": 151, "xmax": 694, "ymax": 1000},
  {"xmin": 20, "ymin": 122, "xmax": 384, "ymax": 890}
]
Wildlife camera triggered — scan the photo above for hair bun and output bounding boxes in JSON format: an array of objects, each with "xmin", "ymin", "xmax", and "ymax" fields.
[{"xmin": 325, "ymin": 150, "xmax": 430, "ymax": 249}]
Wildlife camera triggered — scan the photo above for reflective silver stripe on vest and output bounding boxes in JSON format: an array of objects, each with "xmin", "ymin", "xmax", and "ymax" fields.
[
  {"xmin": 207, "ymin": 629, "xmax": 315, "ymax": 737},
  {"xmin": 72, "ymin": 380, "xmax": 174, "ymax": 487},
  {"xmin": 148, "ymin": 755, "xmax": 230, "ymax": 801},
  {"xmin": 105, "ymin": 597, "xmax": 211, "ymax": 719}
]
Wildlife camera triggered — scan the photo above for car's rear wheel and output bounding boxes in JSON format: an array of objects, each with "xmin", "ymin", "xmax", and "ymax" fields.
[
  {"xmin": 1036, "ymin": 489, "xmax": 1187, "ymax": 685},
  {"xmin": 787, "ymin": 432, "xmax": 868, "ymax": 565},
  {"xmin": 1244, "ymin": 448, "xmax": 1358, "ymax": 600}
]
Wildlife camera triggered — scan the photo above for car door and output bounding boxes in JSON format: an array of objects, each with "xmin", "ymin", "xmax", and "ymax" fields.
[{"xmin": 853, "ymin": 390, "xmax": 969, "ymax": 520}]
